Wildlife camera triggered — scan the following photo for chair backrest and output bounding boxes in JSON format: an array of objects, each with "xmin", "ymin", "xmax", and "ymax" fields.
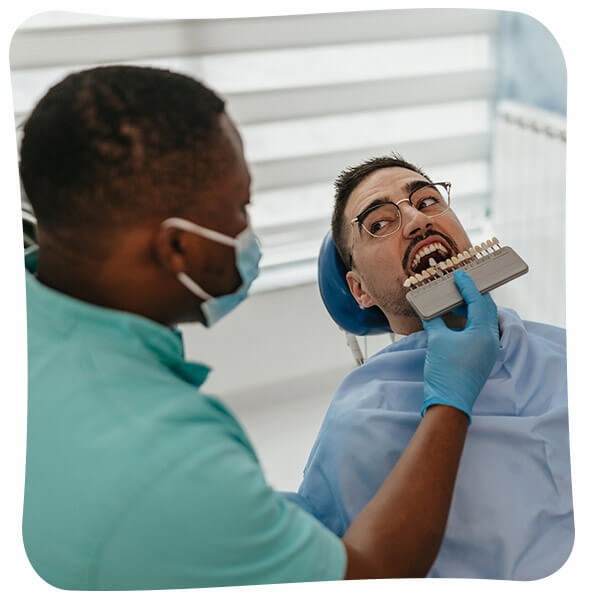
[{"xmin": 317, "ymin": 232, "xmax": 392, "ymax": 336}]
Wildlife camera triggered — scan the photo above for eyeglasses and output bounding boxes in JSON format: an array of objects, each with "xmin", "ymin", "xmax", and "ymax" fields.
[
  {"xmin": 348, "ymin": 181, "xmax": 452, "ymax": 269},
  {"xmin": 351, "ymin": 181, "xmax": 452, "ymax": 238}
]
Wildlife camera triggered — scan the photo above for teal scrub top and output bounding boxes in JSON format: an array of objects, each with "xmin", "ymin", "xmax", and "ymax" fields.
[{"xmin": 22, "ymin": 249, "xmax": 346, "ymax": 590}]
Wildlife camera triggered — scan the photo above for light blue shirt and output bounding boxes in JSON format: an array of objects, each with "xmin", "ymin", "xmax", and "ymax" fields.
[
  {"xmin": 23, "ymin": 250, "xmax": 346, "ymax": 590},
  {"xmin": 298, "ymin": 307, "xmax": 574, "ymax": 580}
]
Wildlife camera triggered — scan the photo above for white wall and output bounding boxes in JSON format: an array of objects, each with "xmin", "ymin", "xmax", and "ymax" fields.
[
  {"xmin": 490, "ymin": 101, "xmax": 566, "ymax": 328},
  {"xmin": 179, "ymin": 281, "xmax": 374, "ymax": 491}
]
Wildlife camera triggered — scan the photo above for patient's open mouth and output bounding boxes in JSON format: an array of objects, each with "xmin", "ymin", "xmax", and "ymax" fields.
[
  {"xmin": 411, "ymin": 242, "xmax": 451, "ymax": 273},
  {"xmin": 405, "ymin": 234, "xmax": 457, "ymax": 275}
]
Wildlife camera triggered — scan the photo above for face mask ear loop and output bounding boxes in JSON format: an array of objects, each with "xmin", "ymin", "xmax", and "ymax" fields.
[
  {"xmin": 177, "ymin": 272, "xmax": 214, "ymax": 301},
  {"xmin": 162, "ymin": 217, "xmax": 240, "ymax": 248},
  {"xmin": 162, "ymin": 217, "xmax": 238, "ymax": 302}
]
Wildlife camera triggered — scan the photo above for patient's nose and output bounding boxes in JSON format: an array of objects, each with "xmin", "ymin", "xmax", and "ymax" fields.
[{"xmin": 401, "ymin": 204, "xmax": 433, "ymax": 238}]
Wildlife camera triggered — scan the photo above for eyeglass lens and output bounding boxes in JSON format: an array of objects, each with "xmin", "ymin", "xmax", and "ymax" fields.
[{"xmin": 360, "ymin": 183, "xmax": 449, "ymax": 237}]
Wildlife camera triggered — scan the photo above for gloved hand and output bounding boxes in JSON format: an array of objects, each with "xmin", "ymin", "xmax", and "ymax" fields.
[{"xmin": 421, "ymin": 270, "xmax": 500, "ymax": 423}]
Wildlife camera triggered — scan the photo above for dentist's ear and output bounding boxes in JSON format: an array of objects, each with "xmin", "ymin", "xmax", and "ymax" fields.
[
  {"xmin": 154, "ymin": 223, "xmax": 189, "ymax": 275},
  {"xmin": 346, "ymin": 270, "xmax": 376, "ymax": 309}
]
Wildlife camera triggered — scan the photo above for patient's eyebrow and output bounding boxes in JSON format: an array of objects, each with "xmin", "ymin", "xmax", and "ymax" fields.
[
  {"xmin": 354, "ymin": 198, "xmax": 391, "ymax": 220},
  {"xmin": 354, "ymin": 180, "xmax": 433, "ymax": 220},
  {"xmin": 404, "ymin": 179, "xmax": 432, "ymax": 196}
]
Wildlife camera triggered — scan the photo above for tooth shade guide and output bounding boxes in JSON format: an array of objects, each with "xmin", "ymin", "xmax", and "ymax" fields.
[
  {"xmin": 405, "ymin": 238, "xmax": 506, "ymax": 293},
  {"xmin": 483, "ymin": 240, "xmax": 495, "ymax": 254},
  {"xmin": 405, "ymin": 242, "xmax": 528, "ymax": 320}
]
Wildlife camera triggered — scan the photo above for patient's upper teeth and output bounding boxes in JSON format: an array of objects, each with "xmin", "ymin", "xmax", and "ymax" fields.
[
  {"xmin": 419, "ymin": 244, "xmax": 436, "ymax": 259},
  {"xmin": 411, "ymin": 241, "xmax": 452, "ymax": 271}
]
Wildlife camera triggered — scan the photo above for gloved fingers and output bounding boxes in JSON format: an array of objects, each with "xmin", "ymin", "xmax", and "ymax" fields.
[
  {"xmin": 453, "ymin": 270, "xmax": 496, "ymax": 327},
  {"xmin": 421, "ymin": 315, "xmax": 447, "ymax": 334},
  {"xmin": 467, "ymin": 288, "xmax": 498, "ymax": 326},
  {"xmin": 450, "ymin": 303, "xmax": 468, "ymax": 319},
  {"xmin": 480, "ymin": 294, "xmax": 497, "ymax": 319},
  {"xmin": 483, "ymin": 291, "xmax": 498, "ymax": 313},
  {"xmin": 453, "ymin": 270, "xmax": 483, "ymax": 304},
  {"xmin": 483, "ymin": 293, "xmax": 500, "ymax": 338}
]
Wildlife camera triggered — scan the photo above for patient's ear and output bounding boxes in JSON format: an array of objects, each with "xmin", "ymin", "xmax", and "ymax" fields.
[{"xmin": 346, "ymin": 270, "xmax": 376, "ymax": 309}]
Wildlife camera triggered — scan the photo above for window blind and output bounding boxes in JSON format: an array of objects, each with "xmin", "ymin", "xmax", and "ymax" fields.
[{"xmin": 11, "ymin": 9, "xmax": 500, "ymax": 291}]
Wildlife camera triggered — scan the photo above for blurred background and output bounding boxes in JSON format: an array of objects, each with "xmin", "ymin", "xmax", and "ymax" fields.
[{"xmin": 11, "ymin": 9, "xmax": 566, "ymax": 491}]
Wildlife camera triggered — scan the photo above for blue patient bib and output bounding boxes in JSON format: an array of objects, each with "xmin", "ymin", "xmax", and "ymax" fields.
[{"xmin": 298, "ymin": 307, "xmax": 574, "ymax": 580}]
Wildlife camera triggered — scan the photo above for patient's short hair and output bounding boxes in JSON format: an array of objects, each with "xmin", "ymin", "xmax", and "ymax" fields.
[
  {"xmin": 332, "ymin": 154, "xmax": 431, "ymax": 268},
  {"xmin": 19, "ymin": 65, "xmax": 226, "ymax": 250}
]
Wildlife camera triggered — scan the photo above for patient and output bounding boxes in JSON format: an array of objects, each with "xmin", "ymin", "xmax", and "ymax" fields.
[{"xmin": 297, "ymin": 155, "xmax": 574, "ymax": 580}]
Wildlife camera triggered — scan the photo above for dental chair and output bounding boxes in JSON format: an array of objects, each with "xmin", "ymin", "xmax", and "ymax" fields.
[{"xmin": 318, "ymin": 232, "xmax": 396, "ymax": 365}]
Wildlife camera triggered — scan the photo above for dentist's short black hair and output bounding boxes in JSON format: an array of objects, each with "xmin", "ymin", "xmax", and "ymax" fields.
[
  {"xmin": 331, "ymin": 154, "xmax": 432, "ymax": 269},
  {"xmin": 19, "ymin": 65, "xmax": 226, "ymax": 247}
]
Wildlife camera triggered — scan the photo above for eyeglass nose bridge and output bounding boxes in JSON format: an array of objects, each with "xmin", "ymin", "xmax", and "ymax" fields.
[
  {"xmin": 395, "ymin": 196, "xmax": 431, "ymax": 222},
  {"xmin": 349, "ymin": 182, "xmax": 452, "ymax": 267},
  {"xmin": 375, "ymin": 197, "xmax": 421, "ymax": 233}
]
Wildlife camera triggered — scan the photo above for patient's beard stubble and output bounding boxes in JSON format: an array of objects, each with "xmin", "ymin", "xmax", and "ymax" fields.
[{"xmin": 373, "ymin": 276, "xmax": 419, "ymax": 320}]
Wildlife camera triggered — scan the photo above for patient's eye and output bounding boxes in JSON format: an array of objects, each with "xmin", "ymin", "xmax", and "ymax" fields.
[
  {"xmin": 370, "ymin": 220, "xmax": 389, "ymax": 234},
  {"xmin": 417, "ymin": 197, "xmax": 439, "ymax": 210}
]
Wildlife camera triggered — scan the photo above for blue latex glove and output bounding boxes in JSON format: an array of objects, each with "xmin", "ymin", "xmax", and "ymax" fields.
[{"xmin": 421, "ymin": 270, "xmax": 500, "ymax": 423}]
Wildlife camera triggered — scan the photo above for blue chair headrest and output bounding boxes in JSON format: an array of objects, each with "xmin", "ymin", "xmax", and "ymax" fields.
[{"xmin": 318, "ymin": 232, "xmax": 392, "ymax": 336}]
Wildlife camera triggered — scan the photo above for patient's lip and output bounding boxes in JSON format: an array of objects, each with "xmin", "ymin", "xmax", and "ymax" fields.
[{"xmin": 405, "ymin": 234, "xmax": 455, "ymax": 274}]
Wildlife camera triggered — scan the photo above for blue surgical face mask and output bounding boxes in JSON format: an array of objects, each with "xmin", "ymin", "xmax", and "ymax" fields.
[{"xmin": 161, "ymin": 217, "xmax": 262, "ymax": 327}]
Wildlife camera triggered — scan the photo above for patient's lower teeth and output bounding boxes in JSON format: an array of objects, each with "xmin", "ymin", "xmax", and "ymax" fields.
[{"xmin": 413, "ymin": 248, "xmax": 451, "ymax": 273}]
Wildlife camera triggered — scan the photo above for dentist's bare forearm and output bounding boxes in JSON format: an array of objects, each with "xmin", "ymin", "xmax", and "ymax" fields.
[{"xmin": 342, "ymin": 404, "xmax": 468, "ymax": 579}]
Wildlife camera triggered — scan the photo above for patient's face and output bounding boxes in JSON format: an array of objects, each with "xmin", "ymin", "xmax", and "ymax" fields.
[{"xmin": 344, "ymin": 167, "xmax": 471, "ymax": 333}]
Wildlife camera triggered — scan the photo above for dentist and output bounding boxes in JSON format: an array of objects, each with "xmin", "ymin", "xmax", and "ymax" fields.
[{"xmin": 21, "ymin": 65, "xmax": 499, "ymax": 590}]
